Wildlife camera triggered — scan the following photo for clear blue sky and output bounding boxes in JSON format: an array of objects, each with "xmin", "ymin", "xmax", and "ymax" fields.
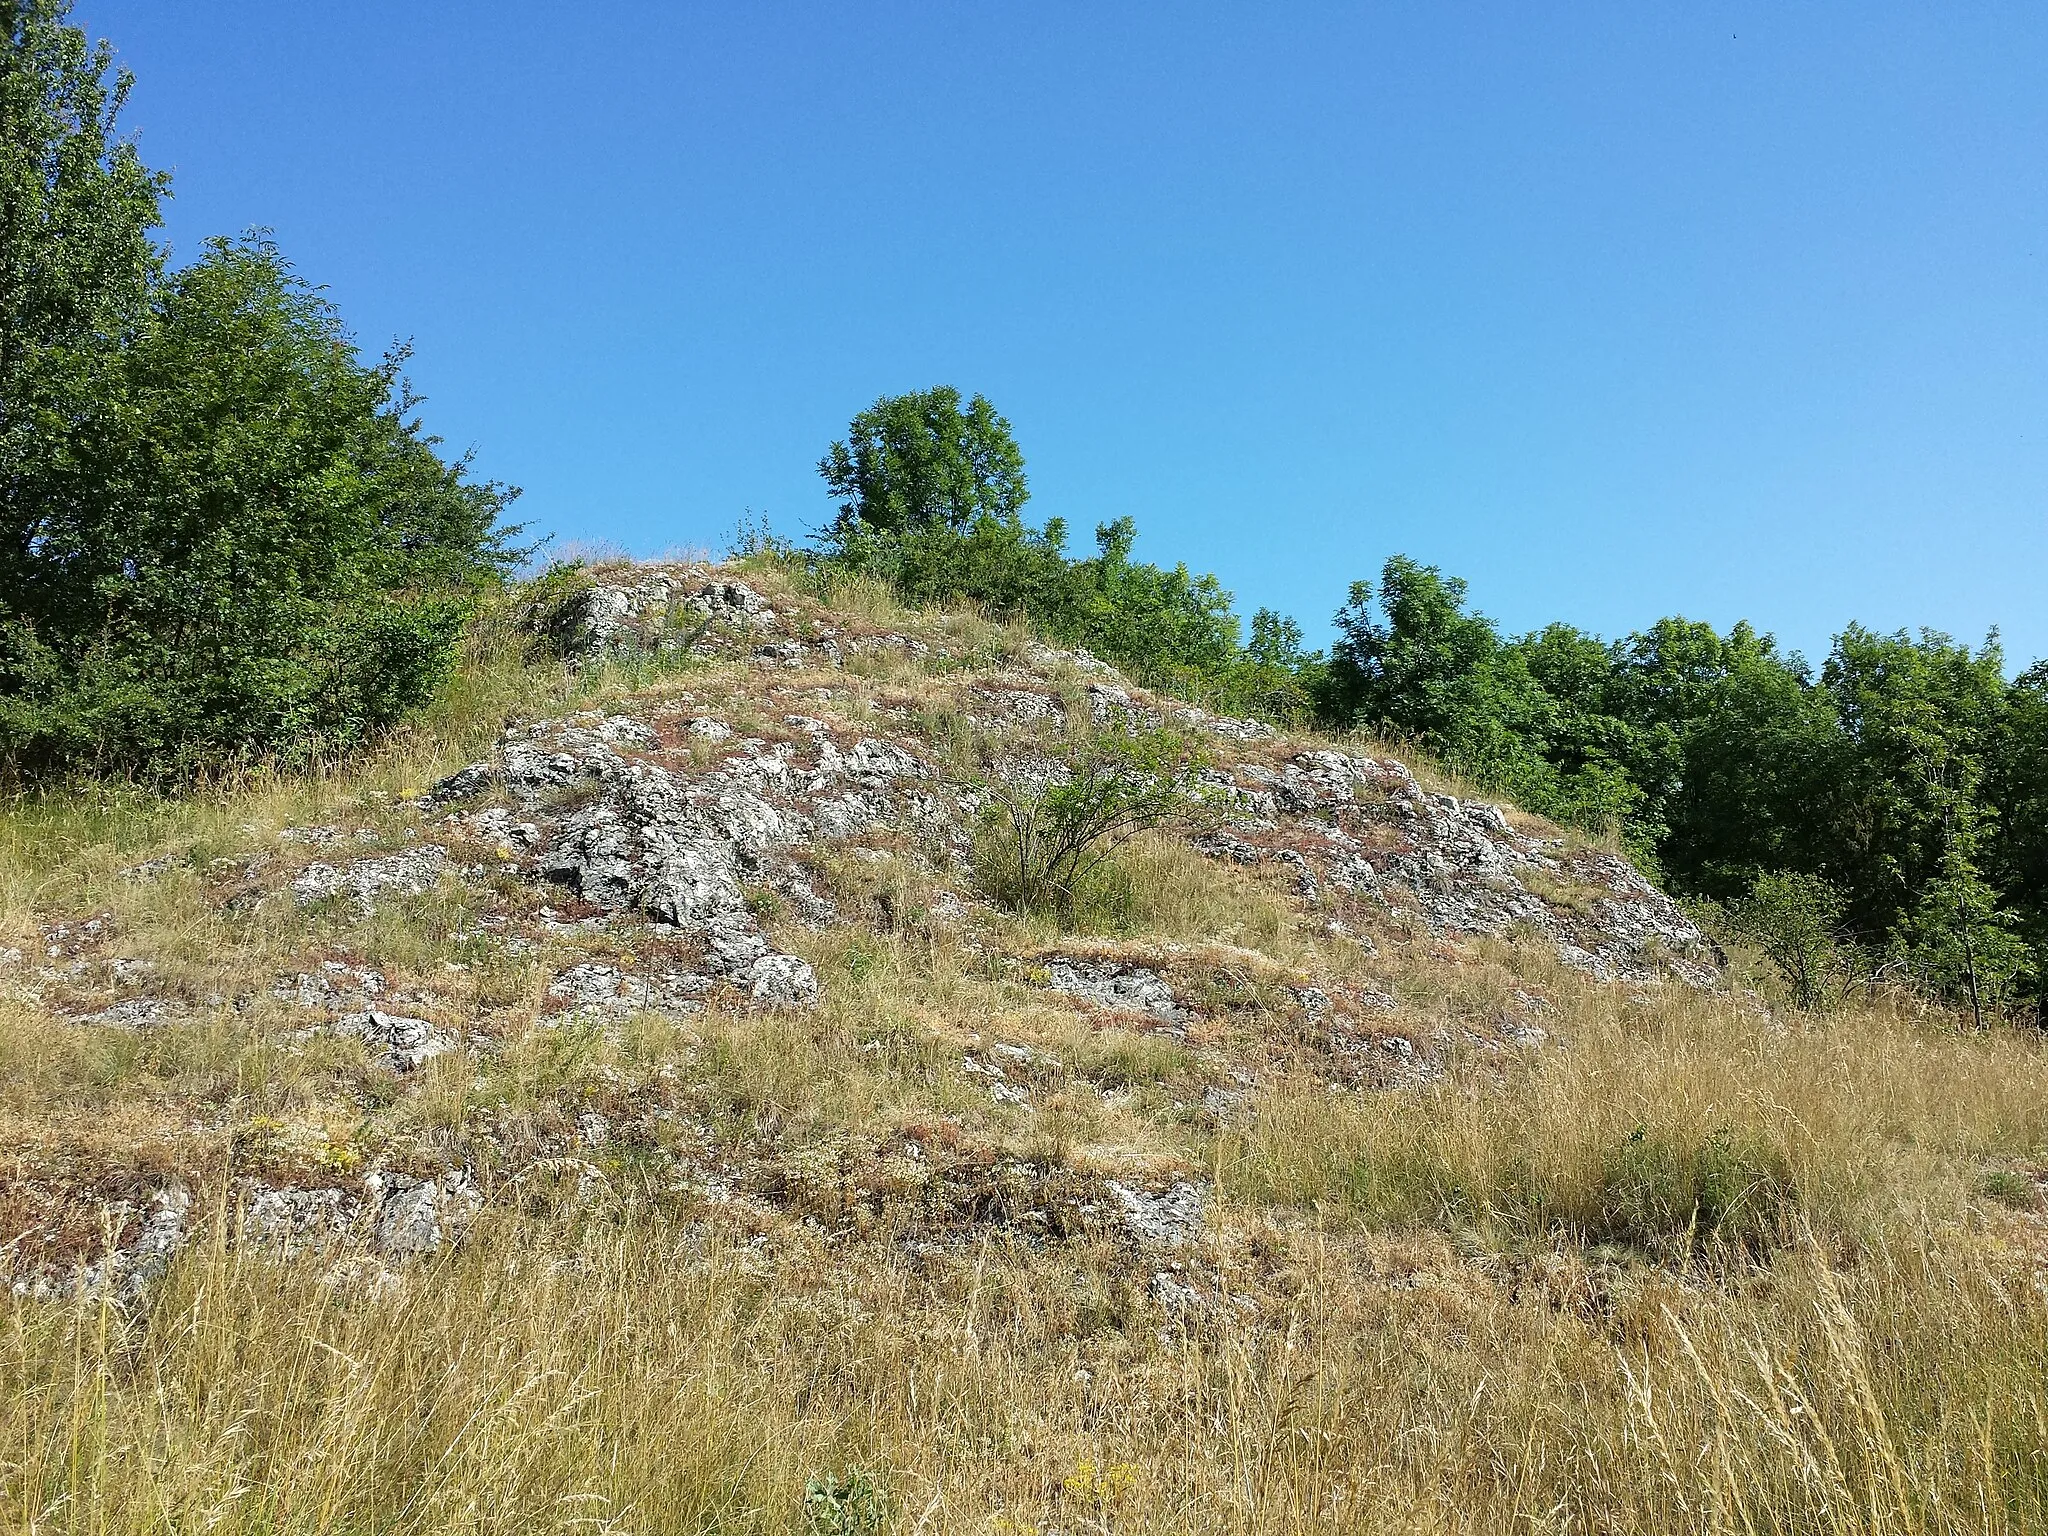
[{"xmin": 76, "ymin": 2, "xmax": 2048, "ymax": 667}]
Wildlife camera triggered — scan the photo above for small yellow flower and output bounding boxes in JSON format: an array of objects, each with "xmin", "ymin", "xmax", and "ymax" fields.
[{"xmin": 1062, "ymin": 1458, "xmax": 1137, "ymax": 1505}]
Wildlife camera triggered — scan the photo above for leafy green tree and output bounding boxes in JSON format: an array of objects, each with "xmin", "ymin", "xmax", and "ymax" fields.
[
  {"xmin": 814, "ymin": 397, "xmax": 1256, "ymax": 708},
  {"xmin": 0, "ymin": 235, "xmax": 517, "ymax": 775},
  {"xmin": 1504, "ymin": 622, "xmax": 1666, "ymax": 849},
  {"xmin": 1986, "ymin": 661, "xmax": 2048, "ymax": 1004},
  {"xmin": 1894, "ymin": 754, "xmax": 2029, "ymax": 1022},
  {"xmin": 1727, "ymin": 870, "xmax": 1855, "ymax": 1010},
  {"xmin": 0, "ymin": 0, "xmax": 164, "ymax": 623},
  {"xmin": 818, "ymin": 385, "xmax": 1027, "ymax": 538},
  {"xmin": 1323, "ymin": 557, "xmax": 1646, "ymax": 842},
  {"xmin": 1074, "ymin": 516, "xmax": 1240, "ymax": 690},
  {"xmin": 0, "ymin": 5, "xmax": 518, "ymax": 778},
  {"xmin": 1648, "ymin": 634, "xmax": 1841, "ymax": 902},
  {"xmin": 1210, "ymin": 606, "xmax": 1321, "ymax": 724},
  {"xmin": 874, "ymin": 506, "xmax": 1076, "ymax": 621},
  {"xmin": 1817, "ymin": 625, "xmax": 2007, "ymax": 939},
  {"xmin": 1324, "ymin": 556, "xmax": 1501, "ymax": 740}
]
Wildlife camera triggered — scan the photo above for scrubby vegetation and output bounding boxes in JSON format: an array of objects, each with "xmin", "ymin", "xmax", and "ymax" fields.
[
  {"xmin": 973, "ymin": 726, "xmax": 1220, "ymax": 926},
  {"xmin": 2, "ymin": 563, "xmax": 2047, "ymax": 1535},
  {"xmin": 5, "ymin": 10, "xmax": 2048, "ymax": 1533},
  {"xmin": 777, "ymin": 389, "xmax": 2048, "ymax": 1020},
  {"xmin": 9, "ymin": 0, "xmax": 2036, "ymax": 1014}
]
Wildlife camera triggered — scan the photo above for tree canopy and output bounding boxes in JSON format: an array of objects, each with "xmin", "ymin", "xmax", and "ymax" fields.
[
  {"xmin": 0, "ymin": 1, "xmax": 517, "ymax": 778},
  {"xmin": 818, "ymin": 386, "xmax": 1028, "ymax": 538}
]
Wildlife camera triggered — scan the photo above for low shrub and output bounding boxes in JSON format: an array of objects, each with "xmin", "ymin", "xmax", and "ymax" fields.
[
  {"xmin": 803, "ymin": 1468, "xmax": 892, "ymax": 1536},
  {"xmin": 973, "ymin": 728, "xmax": 1221, "ymax": 927},
  {"xmin": 1726, "ymin": 870, "xmax": 1859, "ymax": 1010},
  {"xmin": 1588, "ymin": 1124, "xmax": 1797, "ymax": 1256}
]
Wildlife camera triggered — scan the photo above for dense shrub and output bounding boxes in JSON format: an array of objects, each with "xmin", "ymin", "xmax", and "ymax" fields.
[
  {"xmin": 809, "ymin": 389, "xmax": 1323, "ymax": 723},
  {"xmin": 1317, "ymin": 554, "xmax": 2043, "ymax": 1011},
  {"xmin": 1725, "ymin": 871, "xmax": 1857, "ymax": 1011},
  {"xmin": 0, "ymin": 5, "xmax": 516, "ymax": 778},
  {"xmin": 0, "ymin": 236, "xmax": 517, "ymax": 776}
]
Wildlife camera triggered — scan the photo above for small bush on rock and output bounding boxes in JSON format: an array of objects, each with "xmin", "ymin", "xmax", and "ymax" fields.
[
  {"xmin": 975, "ymin": 727, "xmax": 1221, "ymax": 927},
  {"xmin": 509, "ymin": 562, "xmax": 598, "ymax": 662}
]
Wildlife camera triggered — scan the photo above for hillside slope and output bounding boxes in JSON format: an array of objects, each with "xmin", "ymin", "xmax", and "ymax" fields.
[{"xmin": 3, "ymin": 564, "xmax": 2045, "ymax": 1534}]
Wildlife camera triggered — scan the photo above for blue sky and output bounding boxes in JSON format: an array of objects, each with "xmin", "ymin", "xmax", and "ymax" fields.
[{"xmin": 77, "ymin": 2, "xmax": 2048, "ymax": 666}]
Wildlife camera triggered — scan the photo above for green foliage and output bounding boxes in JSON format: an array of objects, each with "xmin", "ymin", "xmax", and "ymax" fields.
[
  {"xmin": 815, "ymin": 394, "xmax": 1260, "ymax": 704},
  {"xmin": 1728, "ymin": 870, "xmax": 1856, "ymax": 1011},
  {"xmin": 829, "ymin": 510, "xmax": 1251, "ymax": 701},
  {"xmin": 1817, "ymin": 625, "xmax": 2008, "ymax": 937},
  {"xmin": 1313, "ymin": 1116, "xmax": 1797, "ymax": 1260},
  {"xmin": 1892, "ymin": 756, "xmax": 2031, "ymax": 1022},
  {"xmin": 0, "ymin": 0, "xmax": 165, "ymax": 542},
  {"xmin": 1987, "ymin": 662, "xmax": 2048, "ymax": 991},
  {"xmin": 803, "ymin": 1468, "xmax": 892, "ymax": 1536},
  {"xmin": 1648, "ymin": 625, "xmax": 1839, "ymax": 901},
  {"xmin": 975, "ymin": 727, "xmax": 1219, "ymax": 927},
  {"xmin": 1593, "ymin": 1124, "xmax": 1796, "ymax": 1258},
  {"xmin": 1312, "ymin": 551, "xmax": 2045, "ymax": 1014},
  {"xmin": 819, "ymin": 385, "xmax": 1026, "ymax": 537},
  {"xmin": 803, "ymin": 397, "xmax": 2048, "ymax": 1017},
  {"xmin": 0, "ymin": 9, "xmax": 517, "ymax": 780},
  {"xmin": 1324, "ymin": 557, "xmax": 1649, "ymax": 846},
  {"xmin": 1, "ymin": 235, "xmax": 518, "ymax": 776},
  {"xmin": 1214, "ymin": 606, "xmax": 1320, "ymax": 724},
  {"xmin": 509, "ymin": 561, "xmax": 598, "ymax": 661},
  {"xmin": 1077, "ymin": 515, "xmax": 1241, "ymax": 690},
  {"xmin": 1979, "ymin": 1168, "xmax": 2041, "ymax": 1211}
]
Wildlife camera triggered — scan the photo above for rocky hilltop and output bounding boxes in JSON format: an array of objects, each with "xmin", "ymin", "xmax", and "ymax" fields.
[{"xmin": 3, "ymin": 563, "xmax": 1716, "ymax": 1298}]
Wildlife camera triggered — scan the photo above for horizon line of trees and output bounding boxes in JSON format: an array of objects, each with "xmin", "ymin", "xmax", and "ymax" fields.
[{"xmin": 787, "ymin": 386, "xmax": 2048, "ymax": 1019}]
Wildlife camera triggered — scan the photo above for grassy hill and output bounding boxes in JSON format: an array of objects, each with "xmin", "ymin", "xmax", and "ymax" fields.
[{"xmin": 3, "ymin": 561, "xmax": 2045, "ymax": 1534}]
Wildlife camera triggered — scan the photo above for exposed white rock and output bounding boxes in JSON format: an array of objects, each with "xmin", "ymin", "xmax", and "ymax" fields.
[
  {"xmin": 1043, "ymin": 958, "xmax": 1183, "ymax": 1024},
  {"xmin": 1176, "ymin": 704, "xmax": 1277, "ymax": 741},
  {"xmin": 11, "ymin": 1184, "xmax": 191, "ymax": 1302},
  {"xmin": 240, "ymin": 1184, "xmax": 359, "ymax": 1254},
  {"xmin": 335, "ymin": 1009, "xmax": 458, "ymax": 1072},
  {"xmin": 1212, "ymin": 750, "xmax": 1717, "ymax": 985},
  {"xmin": 291, "ymin": 846, "xmax": 451, "ymax": 912},
  {"xmin": 551, "ymin": 568, "xmax": 778, "ymax": 662},
  {"xmin": 364, "ymin": 1171, "xmax": 479, "ymax": 1259},
  {"xmin": 273, "ymin": 961, "xmax": 387, "ymax": 1009},
  {"xmin": 546, "ymin": 962, "xmax": 707, "ymax": 1017},
  {"xmin": 432, "ymin": 713, "xmax": 936, "ymax": 1011},
  {"xmin": 240, "ymin": 1175, "xmax": 476, "ymax": 1263},
  {"xmin": 73, "ymin": 996, "xmax": 179, "ymax": 1028},
  {"xmin": 1105, "ymin": 1179, "xmax": 1206, "ymax": 1247}
]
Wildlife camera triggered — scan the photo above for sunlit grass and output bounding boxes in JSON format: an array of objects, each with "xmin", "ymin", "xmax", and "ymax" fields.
[{"xmin": 5, "ymin": 565, "xmax": 2048, "ymax": 1533}]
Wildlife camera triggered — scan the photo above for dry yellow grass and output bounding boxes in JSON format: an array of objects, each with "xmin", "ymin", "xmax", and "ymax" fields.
[
  {"xmin": 5, "ymin": 1171, "xmax": 2045, "ymax": 1533},
  {"xmin": 3, "ymin": 569, "xmax": 2046, "ymax": 1534}
]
